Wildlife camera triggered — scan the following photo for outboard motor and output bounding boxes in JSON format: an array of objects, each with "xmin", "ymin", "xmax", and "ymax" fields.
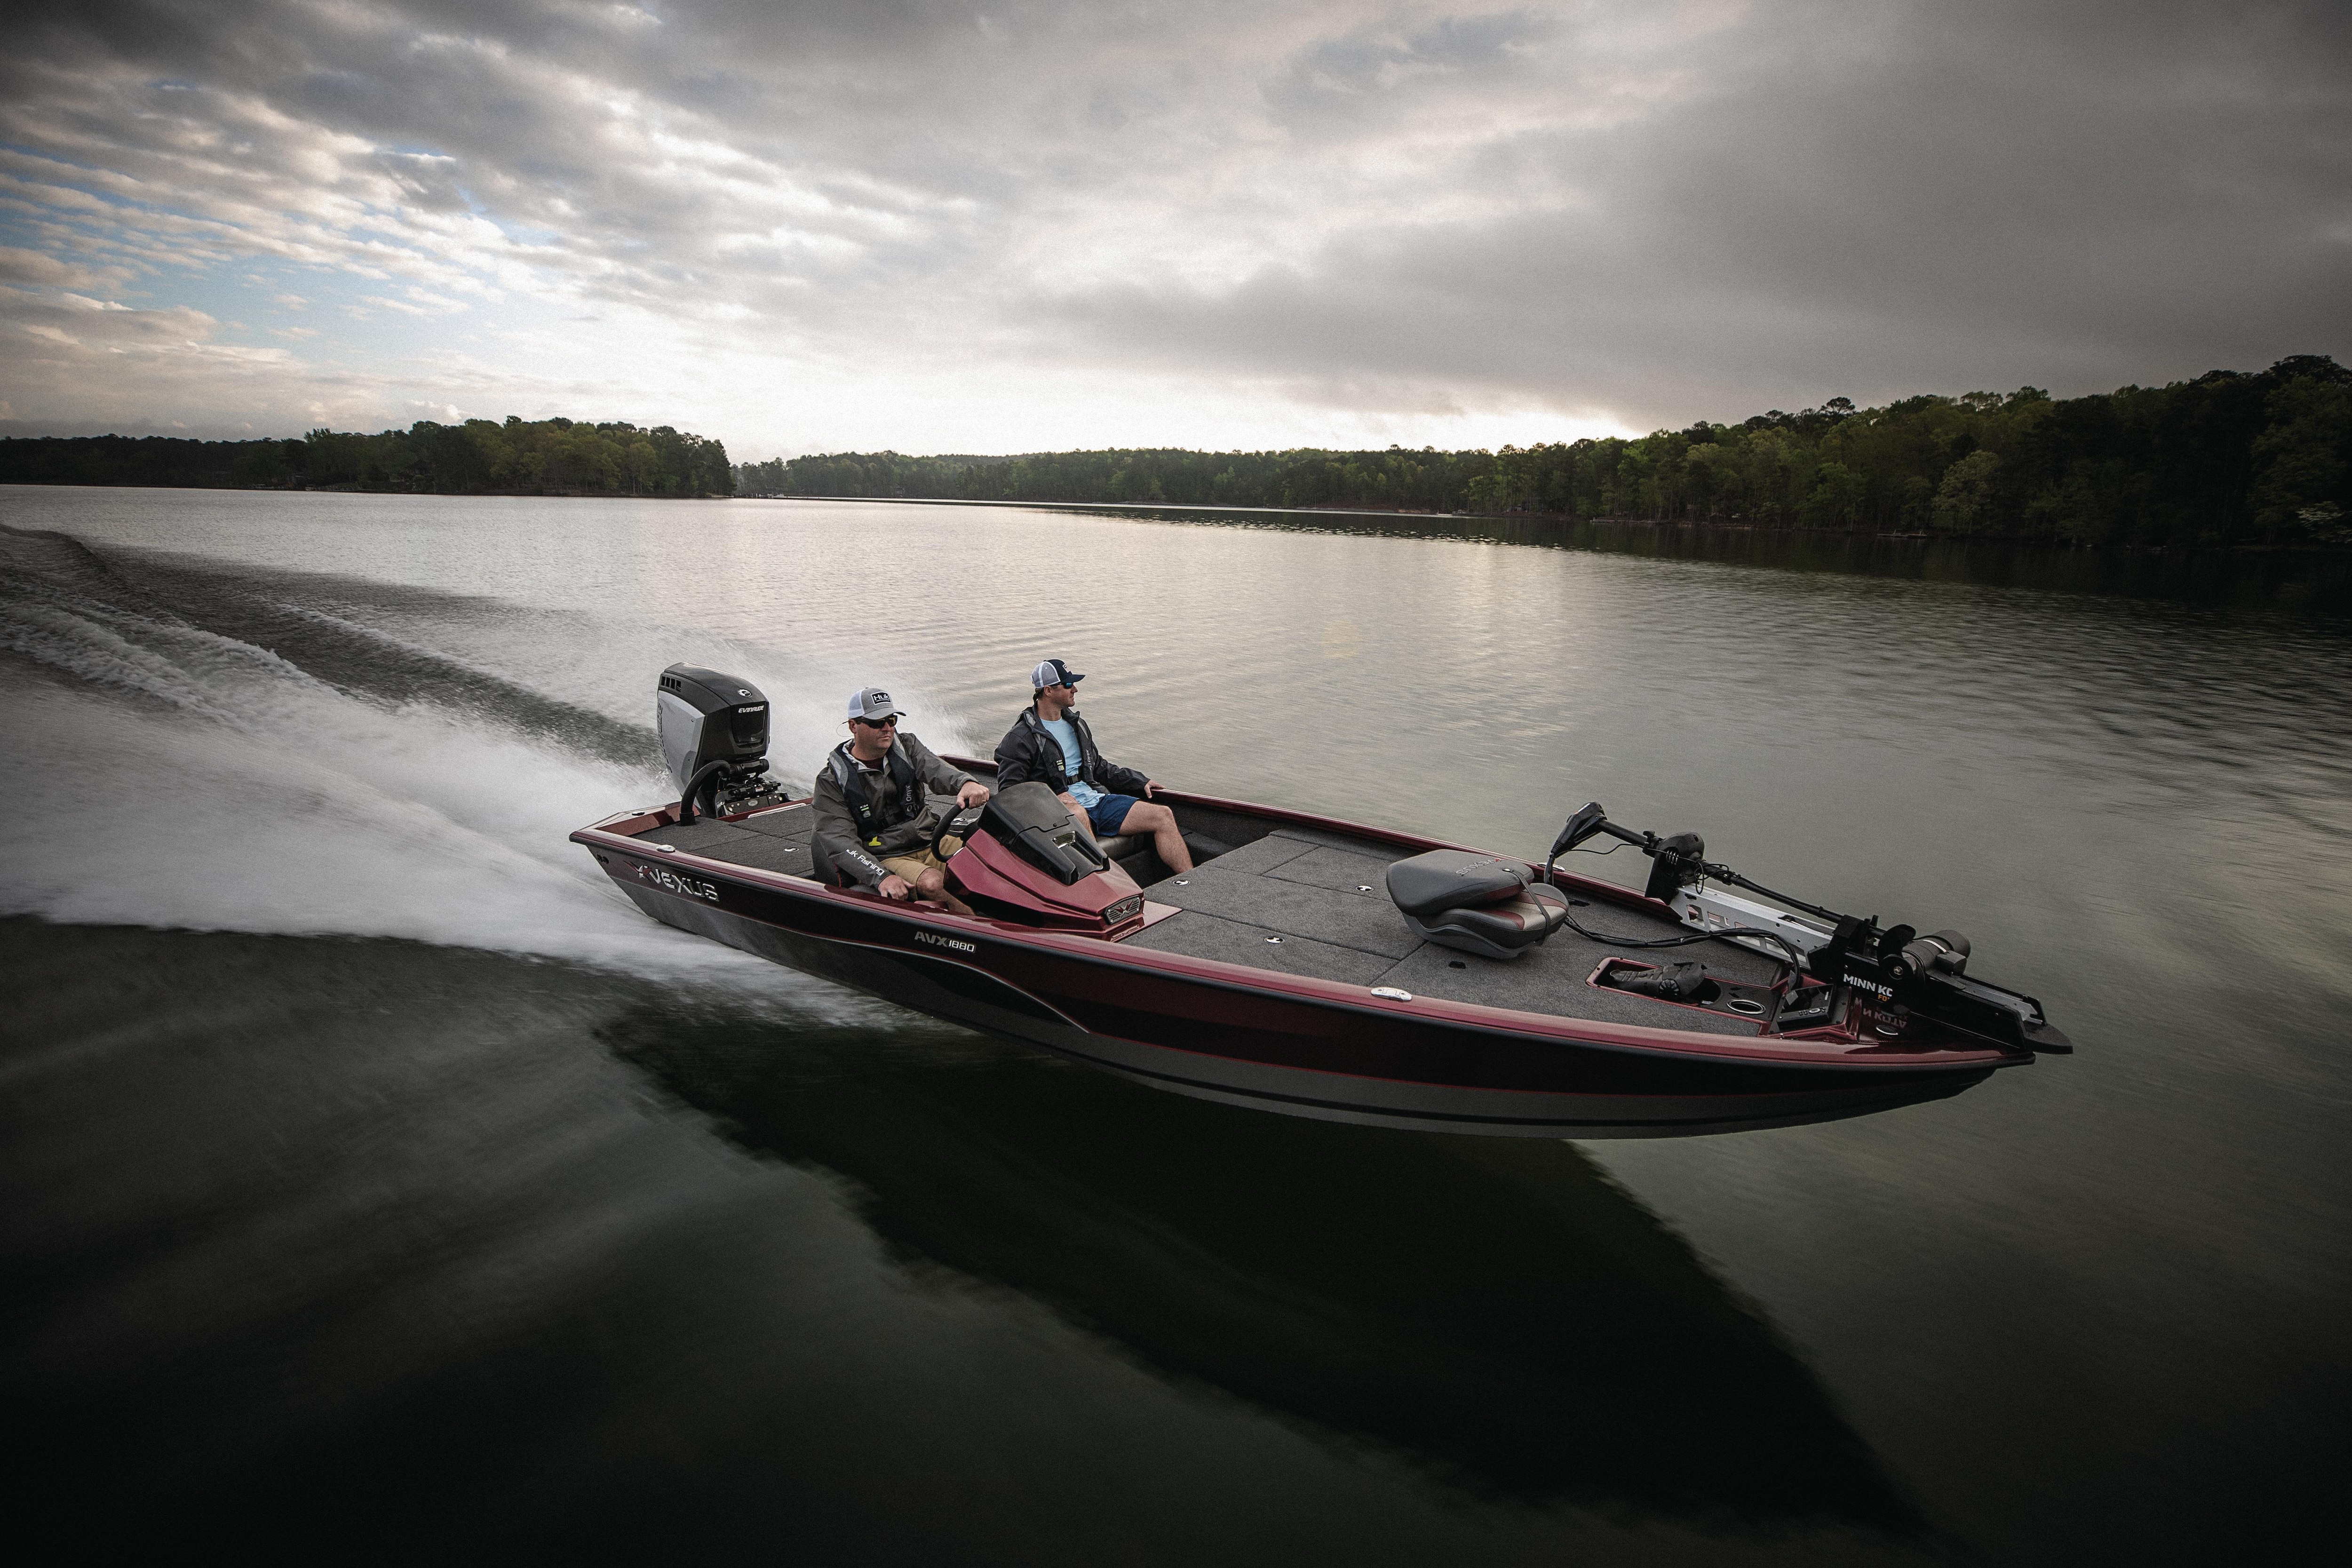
[{"xmin": 657, "ymin": 664, "xmax": 788, "ymax": 822}]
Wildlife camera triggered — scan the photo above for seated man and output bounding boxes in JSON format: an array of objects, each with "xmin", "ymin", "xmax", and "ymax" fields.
[
  {"xmin": 812, "ymin": 686, "xmax": 991, "ymax": 912},
  {"xmin": 994, "ymin": 659, "xmax": 1193, "ymax": 875}
]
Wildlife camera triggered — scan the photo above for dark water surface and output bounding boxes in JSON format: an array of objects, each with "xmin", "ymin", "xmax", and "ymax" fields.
[{"xmin": 4, "ymin": 486, "xmax": 2348, "ymax": 1560}]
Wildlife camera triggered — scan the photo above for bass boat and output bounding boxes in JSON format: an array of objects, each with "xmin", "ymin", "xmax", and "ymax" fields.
[{"xmin": 572, "ymin": 666, "xmax": 2072, "ymax": 1137}]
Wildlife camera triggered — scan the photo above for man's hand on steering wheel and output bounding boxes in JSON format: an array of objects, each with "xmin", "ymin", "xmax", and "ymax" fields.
[{"xmin": 929, "ymin": 790, "xmax": 986, "ymax": 862}]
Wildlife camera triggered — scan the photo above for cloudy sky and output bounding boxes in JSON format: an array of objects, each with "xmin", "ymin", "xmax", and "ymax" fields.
[{"xmin": 2, "ymin": 0, "xmax": 2346, "ymax": 460}]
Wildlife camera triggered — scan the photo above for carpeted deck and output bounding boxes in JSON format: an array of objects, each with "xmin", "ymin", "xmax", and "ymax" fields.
[
  {"xmin": 630, "ymin": 805, "xmax": 1785, "ymax": 1033},
  {"xmin": 1127, "ymin": 827, "xmax": 1781, "ymax": 1034},
  {"xmin": 637, "ymin": 801, "xmax": 820, "ymax": 877}
]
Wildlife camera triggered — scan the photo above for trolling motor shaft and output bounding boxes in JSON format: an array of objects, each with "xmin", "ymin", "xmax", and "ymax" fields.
[
  {"xmin": 1545, "ymin": 801, "xmax": 2070, "ymax": 1054},
  {"xmin": 1549, "ymin": 802, "xmax": 1847, "ymax": 923}
]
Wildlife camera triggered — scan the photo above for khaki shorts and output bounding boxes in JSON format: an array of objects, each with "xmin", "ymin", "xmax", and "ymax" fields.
[{"xmin": 879, "ymin": 836, "xmax": 962, "ymax": 884}]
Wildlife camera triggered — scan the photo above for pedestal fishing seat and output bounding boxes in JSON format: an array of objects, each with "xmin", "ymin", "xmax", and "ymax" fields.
[{"xmin": 1385, "ymin": 849, "xmax": 1571, "ymax": 962}]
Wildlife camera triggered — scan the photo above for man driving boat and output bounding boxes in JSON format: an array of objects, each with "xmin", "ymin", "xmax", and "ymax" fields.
[
  {"xmin": 994, "ymin": 659, "xmax": 1194, "ymax": 875},
  {"xmin": 812, "ymin": 686, "xmax": 991, "ymax": 911}
]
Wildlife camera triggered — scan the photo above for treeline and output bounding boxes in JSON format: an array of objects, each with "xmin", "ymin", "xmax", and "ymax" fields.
[
  {"xmin": 739, "ymin": 355, "xmax": 2351, "ymax": 548},
  {"xmin": 737, "ymin": 446, "xmax": 1485, "ymax": 514},
  {"xmin": 0, "ymin": 417, "xmax": 734, "ymax": 497}
]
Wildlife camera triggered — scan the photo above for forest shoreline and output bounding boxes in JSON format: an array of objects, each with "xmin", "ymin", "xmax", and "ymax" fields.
[
  {"xmin": 740, "ymin": 355, "xmax": 2352, "ymax": 554},
  {"xmin": 755, "ymin": 491, "xmax": 2351, "ymax": 556}
]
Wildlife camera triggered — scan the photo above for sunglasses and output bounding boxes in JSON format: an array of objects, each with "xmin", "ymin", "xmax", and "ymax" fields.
[{"xmin": 851, "ymin": 714, "xmax": 899, "ymax": 729}]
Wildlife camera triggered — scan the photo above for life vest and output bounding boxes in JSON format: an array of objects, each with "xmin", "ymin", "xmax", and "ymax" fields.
[{"xmin": 829, "ymin": 740, "xmax": 924, "ymax": 847}]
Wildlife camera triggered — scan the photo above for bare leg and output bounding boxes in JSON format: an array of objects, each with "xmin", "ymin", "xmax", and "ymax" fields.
[
  {"xmin": 1058, "ymin": 792, "xmax": 1099, "ymax": 841},
  {"xmin": 914, "ymin": 864, "xmax": 976, "ymax": 917},
  {"xmin": 1115, "ymin": 801, "xmax": 1193, "ymax": 874}
]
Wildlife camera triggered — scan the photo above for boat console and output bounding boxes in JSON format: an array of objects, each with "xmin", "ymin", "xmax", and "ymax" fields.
[{"xmin": 937, "ymin": 782, "xmax": 1147, "ymax": 935}]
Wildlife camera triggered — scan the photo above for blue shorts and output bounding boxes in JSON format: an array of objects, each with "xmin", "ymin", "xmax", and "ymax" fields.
[{"xmin": 1084, "ymin": 793, "xmax": 1142, "ymax": 836}]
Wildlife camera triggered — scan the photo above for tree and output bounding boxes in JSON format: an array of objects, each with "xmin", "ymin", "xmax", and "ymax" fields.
[
  {"xmin": 1806, "ymin": 460, "xmax": 1867, "ymax": 527},
  {"xmin": 2249, "ymin": 374, "xmax": 2352, "ymax": 544},
  {"xmin": 1931, "ymin": 451, "xmax": 2004, "ymax": 534}
]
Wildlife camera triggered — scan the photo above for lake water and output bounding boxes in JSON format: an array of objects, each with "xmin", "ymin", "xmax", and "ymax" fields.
[{"xmin": 4, "ymin": 485, "xmax": 2347, "ymax": 1560}]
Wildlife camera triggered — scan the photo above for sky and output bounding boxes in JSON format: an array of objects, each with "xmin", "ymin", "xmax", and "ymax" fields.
[{"xmin": 1, "ymin": 0, "xmax": 2346, "ymax": 461}]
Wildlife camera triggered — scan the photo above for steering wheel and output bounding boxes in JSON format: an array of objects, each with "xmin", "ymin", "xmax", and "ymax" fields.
[{"xmin": 929, "ymin": 800, "xmax": 985, "ymax": 862}]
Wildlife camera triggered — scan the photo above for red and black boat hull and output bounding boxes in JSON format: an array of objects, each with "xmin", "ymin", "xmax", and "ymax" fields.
[{"xmin": 575, "ymin": 804, "xmax": 2019, "ymax": 1137}]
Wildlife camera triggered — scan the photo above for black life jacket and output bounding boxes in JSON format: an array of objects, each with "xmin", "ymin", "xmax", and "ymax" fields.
[{"xmin": 829, "ymin": 740, "xmax": 923, "ymax": 846}]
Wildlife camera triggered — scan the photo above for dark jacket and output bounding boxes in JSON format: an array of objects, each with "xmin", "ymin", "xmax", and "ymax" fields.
[
  {"xmin": 810, "ymin": 731, "xmax": 974, "ymax": 888},
  {"xmin": 994, "ymin": 706, "xmax": 1151, "ymax": 801}
]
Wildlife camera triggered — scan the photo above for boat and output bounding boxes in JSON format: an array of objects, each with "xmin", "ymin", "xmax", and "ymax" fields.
[{"xmin": 572, "ymin": 666, "xmax": 2071, "ymax": 1138}]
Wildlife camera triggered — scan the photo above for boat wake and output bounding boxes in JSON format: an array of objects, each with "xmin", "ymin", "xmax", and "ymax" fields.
[{"xmin": 0, "ymin": 524, "xmax": 890, "ymax": 1015}]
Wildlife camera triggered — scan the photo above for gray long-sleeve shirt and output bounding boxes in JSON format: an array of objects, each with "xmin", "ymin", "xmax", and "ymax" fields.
[{"xmin": 810, "ymin": 731, "xmax": 974, "ymax": 888}]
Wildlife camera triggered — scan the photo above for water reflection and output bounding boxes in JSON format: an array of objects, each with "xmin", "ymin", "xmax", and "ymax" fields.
[
  {"xmin": 1054, "ymin": 505, "xmax": 2352, "ymax": 615},
  {"xmin": 606, "ymin": 1005, "xmax": 1922, "ymax": 1533}
]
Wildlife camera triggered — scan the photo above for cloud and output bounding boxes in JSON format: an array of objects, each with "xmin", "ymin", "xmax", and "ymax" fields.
[
  {"xmin": 0, "ymin": 278, "xmax": 563, "ymax": 436},
  {"xmin": 0, "ymin": 243, "xmax": 130, "ymax": 291},
  {"xmin": 359, "ymin": 287, "xmax": 469, "ymax": 316},
  {"xmin": 0, "ymin": 0, "xmax": 2344, "ymax": 455}
]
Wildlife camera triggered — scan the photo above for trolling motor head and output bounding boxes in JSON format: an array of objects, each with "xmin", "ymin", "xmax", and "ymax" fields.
[
  {"xmin": 1543, "ymin": 802, "xmax": 1706, "ymax": 904},
  {"xmin": 657, "ymin": 664, "xmax": 787, "ymax": 822},
  {"xmin": 1550, "ymin": 802, "xmax": 1613, "ymax": 859}
]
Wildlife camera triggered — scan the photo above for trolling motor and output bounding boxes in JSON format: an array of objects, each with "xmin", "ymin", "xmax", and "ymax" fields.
[
  {"xmin": 1546, "ymin": 803, "xmax": 2072, "ymax": 1054},
  {"xmin": 657, "ymin": 664, "xmax": 791, "ymax": 824}
]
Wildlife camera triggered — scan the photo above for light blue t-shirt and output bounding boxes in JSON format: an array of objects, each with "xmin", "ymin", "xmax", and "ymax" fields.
[{"xmin": 1042, "ymin": 716, "xmax": 1105, "ymax": 807}]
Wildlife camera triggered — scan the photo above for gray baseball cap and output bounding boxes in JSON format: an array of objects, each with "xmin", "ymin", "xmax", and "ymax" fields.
[
  {"xmin": 1032, "ymin": 658, "xmax": 1085, "ymax": 689},
  {"xmin": 846, "ymin": 686, "xmax": 903, "ymax": 722}
]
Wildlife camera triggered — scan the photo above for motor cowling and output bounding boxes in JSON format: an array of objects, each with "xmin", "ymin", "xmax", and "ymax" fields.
[{"xmin": 657, "ymin": 664, "xmax": 787, "ymax": 817}]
